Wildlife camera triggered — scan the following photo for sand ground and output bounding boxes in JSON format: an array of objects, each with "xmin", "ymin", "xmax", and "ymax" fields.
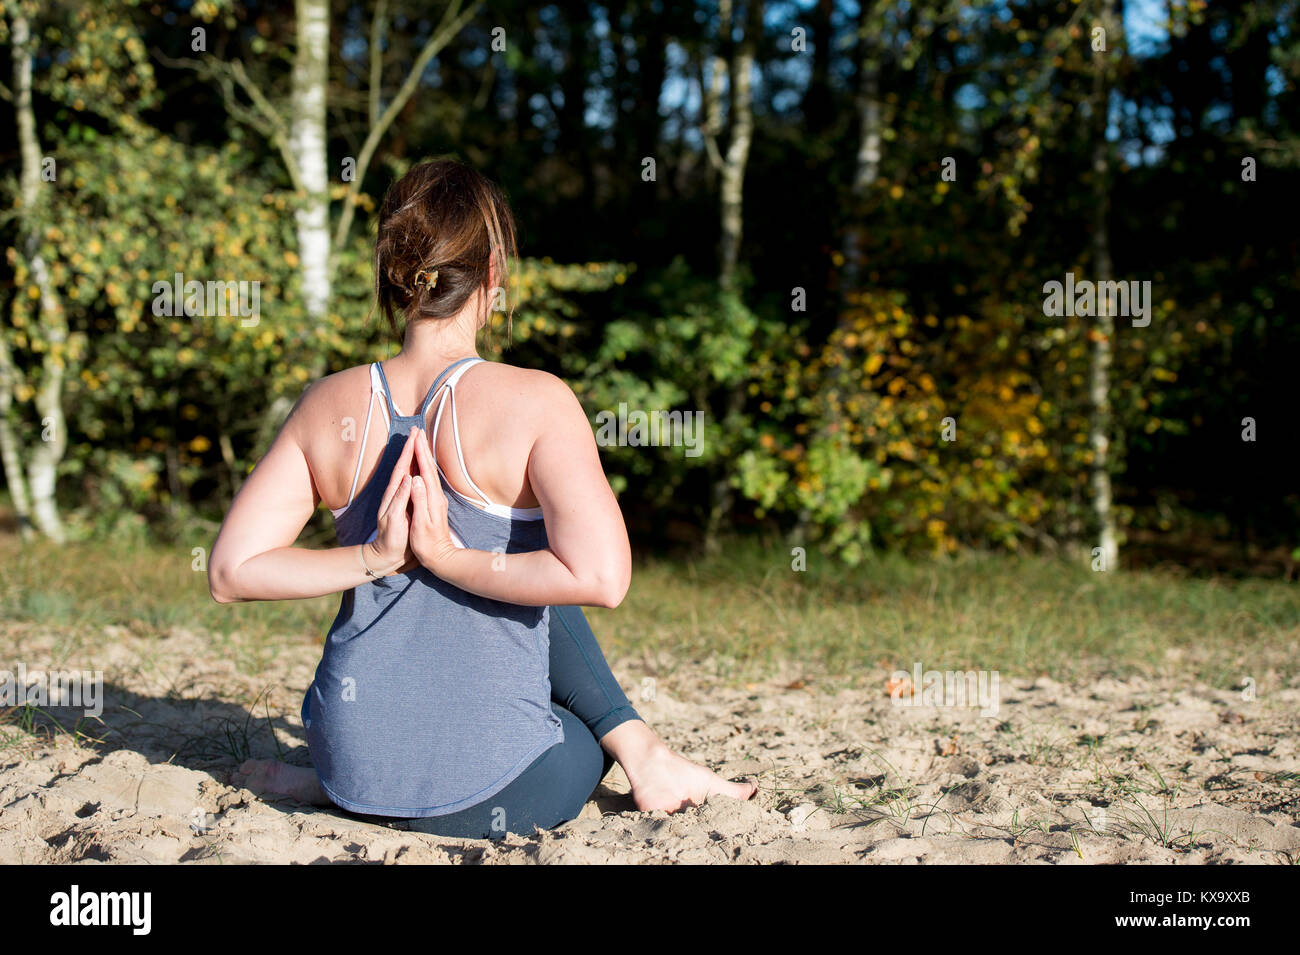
[{"xmin": 2, "ymin": 624, "xmax": 1297, "ymax": 864}]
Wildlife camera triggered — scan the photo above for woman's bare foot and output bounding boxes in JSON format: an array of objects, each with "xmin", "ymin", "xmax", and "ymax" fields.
[
  {"xmin": 601, "ymin": 720, "xmax": 758, "ymax": 812},
  {"xmin": 232, "ymin": 759, "xmax": 332, "ymax": 806}
]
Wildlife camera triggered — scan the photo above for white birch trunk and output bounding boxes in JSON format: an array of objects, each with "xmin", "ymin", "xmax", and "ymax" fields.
[
  {"xmin": 1089, "ymin": 0, "xmax": 1120, "ymax": 571},
  {"xmin": 292, "ymin": 0, "xmax": 331, "ymax": 329},
  {"xmin": 13, "ymin": 8, "xmax": 67, "ymax": 542},
  {"xmin": 259, "ymin": 0, "xmax": 332, "ymax": 448},
  {"xmin": 718, "ymin": 0, "xmax": 756, "ymax": 292},
  {"xmin": 707, "ymin": 0, "xmax": 761, "ymax": 550},
  {"xmin": 841, "ymin": 3, "xmax": 882, "ymax": 289},
  {"xmin": 0, "ymin": 332, "xmax": 33, "ymax": 538}
]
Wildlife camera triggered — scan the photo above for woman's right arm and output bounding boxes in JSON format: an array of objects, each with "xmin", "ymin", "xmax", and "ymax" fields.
[
  {"xmin": 208, "ymin": 390, "xmax": 416, "ymax": 603},
  {"xmin": 408, "ymin": 373, "xmax": 631, "ymax": 608}
]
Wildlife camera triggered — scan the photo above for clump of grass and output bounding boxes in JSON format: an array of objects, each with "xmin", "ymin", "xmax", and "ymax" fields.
[
  {"xmin": 996, "ymin": 720, "xmax": 1076, "ymax": 767},
  {"xmin": 1109, "ymin": 794, "xmax": 1216, "ymax": 851},
  {"xmin": 0, "ymin": 702, "xmax": 104, "ymax": 754},
  {"xmin": 173, "ymin": 688, "xmax": 285, "ymax": 763}
]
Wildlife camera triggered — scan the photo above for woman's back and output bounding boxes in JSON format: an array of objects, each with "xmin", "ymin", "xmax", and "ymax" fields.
[
  {"xmin": 301, "ymin": 354, "xmax": 565, "ymax": 817},
  {"xmin": 300, "ymin": 355, "xmax": 553, "ymax": 519}
]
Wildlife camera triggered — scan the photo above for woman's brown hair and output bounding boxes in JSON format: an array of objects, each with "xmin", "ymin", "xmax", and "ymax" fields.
[{"xmin": 373, "ymin": 158, "xmax": 517, "ymax": 339}]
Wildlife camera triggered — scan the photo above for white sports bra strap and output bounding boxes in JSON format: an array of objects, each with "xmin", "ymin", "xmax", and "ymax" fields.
[
  {"xmin": 371, "ymin": 363, "xmax": 391, "ymax": 430},
  {"xmin": 428, "ymin": 359, "xmax": 494, "ymax": 508},
  {"xmin": 338, "ymin": 364, "xmax": 386, "ymax": 514}
]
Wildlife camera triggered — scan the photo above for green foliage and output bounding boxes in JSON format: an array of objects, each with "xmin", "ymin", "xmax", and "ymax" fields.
[{"xmin": 1, "ymin": 0, "xmax": 1294, "ymax": 563}]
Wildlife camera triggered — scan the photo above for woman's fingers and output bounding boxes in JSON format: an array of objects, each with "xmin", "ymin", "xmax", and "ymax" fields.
[
  {"xmin": 378, "ymin": 474, "xmax": 410, "ymax": 544},
  {"xmin": 413, "ymin": 431, "xmax": 442, "ymax": 517},
  {"xmin": 423, "ymin": 464, "xmax": 447, "ymax": 516},
  {"xmin": 390, "ymin": 472, "xmax": 412, "ymax": 525},
  {"xmin": 413, "ymin": 425, "xmax": 437, "ymax": 483},
  {"xmin": 377, "ymin": 430, "xmax": 419, "ymax": 519},
  {"xmin": 410, "ymin": 473, "xmax": 426, "ymax": 518},
  {"xmin": 396, "ymin": 426, "xmax": 419, "ymax": 476}
]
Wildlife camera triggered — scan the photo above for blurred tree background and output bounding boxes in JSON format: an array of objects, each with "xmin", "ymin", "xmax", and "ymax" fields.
[{"xmin": 1, "ymin": 0, "xmax": 1296, "ymax": 573}]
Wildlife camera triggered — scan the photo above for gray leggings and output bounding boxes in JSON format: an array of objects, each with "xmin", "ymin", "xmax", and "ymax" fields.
[{"xmin": 370, "ymin": 605, "xmax": 640, "ymax": 839}]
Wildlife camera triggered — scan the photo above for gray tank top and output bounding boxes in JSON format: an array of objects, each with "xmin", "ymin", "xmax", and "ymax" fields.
[{"xmin": 301, "ymin": 356, "xmax": 564, "ymax": 817}]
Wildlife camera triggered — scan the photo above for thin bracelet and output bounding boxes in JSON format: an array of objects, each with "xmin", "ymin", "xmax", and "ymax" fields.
[{"xmin": 359, "ymin": 544, "xmax": 385, "ymax": 580}]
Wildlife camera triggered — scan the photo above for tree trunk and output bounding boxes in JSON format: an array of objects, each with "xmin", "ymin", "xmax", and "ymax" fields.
[
  {"xmin": 840, "ymin": 1, "xmax": 882, "ymax": 291},
  {"xmin": 292, "ymin": 0, "xmax": 331, "ymax": 332},
  {"xmin": 631, "ymin": 2, "xmax": 668, "ymax": 247},
  {"xmin": 718, "ymin": 0, "xmax": 757, "ymax": 292},
  {"xmin": 701, "ymin": 7, "xmax": 728, "ymax": 190},
  {"xmin": 13, "ymin": 7, "xmax": 68, "ymax": 543},
  {"xmin": 804, "ymin": 0, "xmax": 835, "ymax": 135},
  {"xmin": 255, "ymin": 0, "xmax": 331, "ymax": 452},
  {"xmin": 0, "ymin": 333, "xmax": 34, "ymax": 539},
  {"xmin": 791, "ymin": 3, "xmax": 883, "ymax": 545},
  {"xmin": 706, "ymin": 0, "xmax": 761, "ymax": 552},
  {"xmin": 1089, "ymin": 0, "xmax": 1120, "ymax": 572}
]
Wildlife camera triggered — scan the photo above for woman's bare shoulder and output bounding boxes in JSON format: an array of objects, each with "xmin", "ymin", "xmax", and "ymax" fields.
[
  {"xmin": 283, "ymin": 364, "xmax": 375, "ymax": 438},
  {"xmin": 470, "ymin": 361, "xmax": 580, "ymax": 406}
]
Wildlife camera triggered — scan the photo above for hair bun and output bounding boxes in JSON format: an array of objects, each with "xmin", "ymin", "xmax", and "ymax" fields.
[{"xmin": 373, "ymin": 158, "xmax": 517, "ymax": 335}]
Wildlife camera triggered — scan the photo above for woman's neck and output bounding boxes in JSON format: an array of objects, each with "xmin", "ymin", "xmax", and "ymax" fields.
[{"xmin": 393, "ymin": 303, "xmax": 481, "ymax": 370}]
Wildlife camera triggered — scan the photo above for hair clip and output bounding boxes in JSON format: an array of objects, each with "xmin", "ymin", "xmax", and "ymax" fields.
[{"xmin": 415, "ymin": 269, "xmax": 439, "ymax": 290}]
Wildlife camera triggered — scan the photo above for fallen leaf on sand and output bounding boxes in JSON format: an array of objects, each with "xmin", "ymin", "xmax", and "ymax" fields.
[{"xmin": 885, "ymin": 675, "xmax": 914, "ymax": 698}]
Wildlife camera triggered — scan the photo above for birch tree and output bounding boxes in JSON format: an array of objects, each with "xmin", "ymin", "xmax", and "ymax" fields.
[
  {"xmin": 791, "ymin": 1, "xmax": 888, "ymax": 544},
  {"xmin": 0, "ymin": 5, "xmax": 32, "ymax": 538},
  {"xmin": 704, "ymin": 0, "xmax": 763, "ymax": 549},
  {"xmin": 291, "ymin": 0, "xmax": 331, "ymax": 360},
  {"xmin": 700, "ymin": 0, "xmax": 729, "ymax": 189},
  {"xmin": 0, "ymin": 317, "xmax": 32, "ymax": 539},
  {"xmin": 718, "ymin": 0, "xmax": 759, "ymax": 291},
  {"xmin": 1089, "ymin": 0, "xmax": 1121, "ymax": 571},
  {"xmin": 840, "ymin": 1, "xmax": 884, "ymax": 292},
  {"xmin": 10, "ymin": 3, "xmax": 68, "ymax": 541}
]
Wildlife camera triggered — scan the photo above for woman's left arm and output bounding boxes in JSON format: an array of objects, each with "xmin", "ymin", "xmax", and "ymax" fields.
[
  {"xmin": 406, "ymin": 378, "xmax": 630, "ymax": 608},
  {"xmin": 207, "ymin": 387, "xmax": 414, "ymax": 603}
]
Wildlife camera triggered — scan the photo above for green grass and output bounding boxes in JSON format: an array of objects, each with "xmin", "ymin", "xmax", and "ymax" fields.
[
  {"xmin": 598, "ymin": 540, "xmax": 1299, "ymax": 684},
  {"xmin": 0, "ymin": 534, "xmax": 336, "ymax": 642},
  {"xmin": 2, "ymin": 533, "xmax": 1296, "ymax": 684}
]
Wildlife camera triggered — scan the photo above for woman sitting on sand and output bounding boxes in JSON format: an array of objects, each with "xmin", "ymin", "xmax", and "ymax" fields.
[{"xmin": 207, "ymin": 159, "xmax": 754, "ymax": 838}]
